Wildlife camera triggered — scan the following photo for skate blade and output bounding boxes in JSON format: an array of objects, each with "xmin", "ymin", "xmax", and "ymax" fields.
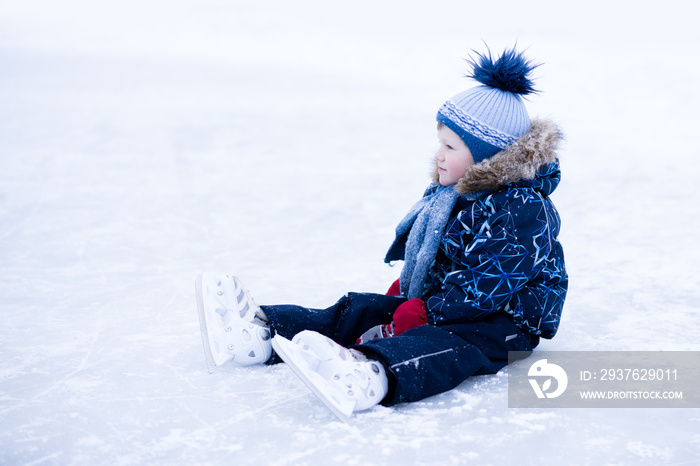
[
  {"xmin": 272, "ymin": 335, "xmax": 355, "ymax": 422},
  {"xmin": 195, "ymin": 274, "xmax": 218, "ymax": 374}
]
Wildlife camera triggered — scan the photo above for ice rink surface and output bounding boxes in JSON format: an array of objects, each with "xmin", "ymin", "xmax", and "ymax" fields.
[{"xmin": 1, "ymin": 1, "xmax": 699, "ymax": 464}]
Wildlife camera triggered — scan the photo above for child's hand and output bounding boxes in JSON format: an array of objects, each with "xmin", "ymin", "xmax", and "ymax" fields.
[
  {"xmin": 393, "ymin": 298, "xmax": 427, "ymax": 334},
  {"xmin": 355, "ymin": 298, "xmax": 428, "ymax": 345},
  {"xmin": 386, "ymin": 279, "xmax": 401, "ymax": 296}
]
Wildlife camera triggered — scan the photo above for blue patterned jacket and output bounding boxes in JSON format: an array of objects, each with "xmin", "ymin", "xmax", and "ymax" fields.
[{"xmin": 424, "ymin": 119, "xmax": 567, "ymax": 339}]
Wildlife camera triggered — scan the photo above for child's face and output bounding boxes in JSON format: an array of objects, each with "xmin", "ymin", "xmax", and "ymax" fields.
[{"xmin": 435, "ymin": 125, "xmax": 474, "ymax": 186}]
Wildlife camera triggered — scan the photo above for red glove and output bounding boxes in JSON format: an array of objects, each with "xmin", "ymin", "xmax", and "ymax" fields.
[
  {"xmin": 355, "ymin": 298, "xmax": 427, "ymax": 344},
  {"xmin": 392, "ymin": 298, "xmax": 427, "ymax": 335},
  {"xmin": 386, "ymin": 278, "xmax": 401, "ymax": 296}
]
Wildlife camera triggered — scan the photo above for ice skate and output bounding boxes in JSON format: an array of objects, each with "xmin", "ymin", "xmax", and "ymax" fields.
[
  {"xmin": 271, "ymin": 330, "xmax": 388, "ymax": 421},
  {"xmin": 195, "ymin": 273, "xmax": 272, "ymax": 372}
]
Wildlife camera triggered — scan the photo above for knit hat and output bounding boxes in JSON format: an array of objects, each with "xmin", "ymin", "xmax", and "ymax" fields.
[{"xmin": 436, "ymin": 47, "xmax": 539, "ymax": 163}]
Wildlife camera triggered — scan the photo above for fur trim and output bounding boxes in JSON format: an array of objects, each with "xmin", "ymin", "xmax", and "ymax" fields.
[{"xmin": 432, "ymin": 118, "xmax": 562, "ymax": 194}]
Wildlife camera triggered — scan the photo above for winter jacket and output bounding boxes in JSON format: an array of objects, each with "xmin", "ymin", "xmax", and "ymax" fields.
[{"xmin": 421, "ymin": 119, "xmax": 568, "ymax": 339}]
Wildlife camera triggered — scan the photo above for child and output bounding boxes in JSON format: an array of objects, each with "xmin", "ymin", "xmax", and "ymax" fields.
[{"xmin": 195, "ymin": 46, "xmax": 567, "ymax": 421}]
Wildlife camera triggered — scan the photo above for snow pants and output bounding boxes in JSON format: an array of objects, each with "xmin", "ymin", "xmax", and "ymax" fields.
[{"xmin": 261, "ymin": 292, "xmax": 536, "ymax": 406}]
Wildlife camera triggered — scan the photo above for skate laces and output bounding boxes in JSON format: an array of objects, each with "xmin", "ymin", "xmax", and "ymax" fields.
[
  {"xmin": 322, "ymin": 335, "xmax": 367, "ymax": 363},
  {"xmin": 231, "ymin": 277, "xmax": 268, "ymax": 327}
]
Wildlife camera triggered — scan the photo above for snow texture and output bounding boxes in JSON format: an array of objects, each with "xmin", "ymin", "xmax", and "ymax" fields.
[{"xmin": 1, "ymin": 1, "xmax": 699, "ymax": 465}]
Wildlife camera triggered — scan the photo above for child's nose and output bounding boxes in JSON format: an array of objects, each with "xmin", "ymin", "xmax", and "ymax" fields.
[{"xmin": 434, "ymin": 148, "xmax": 445, "ymax": 161}]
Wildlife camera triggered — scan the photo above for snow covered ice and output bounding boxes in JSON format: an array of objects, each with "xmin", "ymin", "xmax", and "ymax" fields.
[{"xmin": 1, "ymin": 1, "xmax": 699, "ymax": 464}]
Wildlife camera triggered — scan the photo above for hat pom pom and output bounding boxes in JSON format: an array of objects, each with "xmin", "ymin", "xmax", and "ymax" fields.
[{"xmin": 466, "ymin": 46, "xmax": 540, "ymax": 95}]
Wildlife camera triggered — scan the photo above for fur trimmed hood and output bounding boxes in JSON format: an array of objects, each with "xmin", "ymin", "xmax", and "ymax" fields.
[{"xmin": 433, "ymin": 118, "xmax": 563, "ymax": 195}]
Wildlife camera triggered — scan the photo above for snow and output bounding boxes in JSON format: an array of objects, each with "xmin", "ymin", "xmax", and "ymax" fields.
[{"xmin": 1, "ymin": 0, "xmax": 699, "ymax": 464}]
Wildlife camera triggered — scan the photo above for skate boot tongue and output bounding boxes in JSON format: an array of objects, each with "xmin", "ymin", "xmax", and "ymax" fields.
[{"xmin": 195, "ymin": 274, "xmax": 272, "ymax": 371}]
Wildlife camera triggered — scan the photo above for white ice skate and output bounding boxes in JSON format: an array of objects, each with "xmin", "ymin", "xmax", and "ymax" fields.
[
  {"xmin": 271, "ymin": 330, "xmax": 388, "ymax": 421},
  {"xmin": 195, "ymin": 273, "xmax": 272, "ymax": 372}
]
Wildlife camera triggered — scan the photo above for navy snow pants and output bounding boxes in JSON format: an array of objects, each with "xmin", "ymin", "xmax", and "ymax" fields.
[{"xmin": 261, "ymin": 292, "xmax": 536, "ymax": 406}]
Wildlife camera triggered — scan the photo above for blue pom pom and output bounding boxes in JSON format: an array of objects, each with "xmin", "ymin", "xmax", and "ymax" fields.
[{"xmin": 465, "ymin": 46, "xmax": 540, "ymax": 95}]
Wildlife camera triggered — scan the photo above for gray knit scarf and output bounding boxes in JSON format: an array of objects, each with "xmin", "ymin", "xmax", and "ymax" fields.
[{"xmin": 384, "ymin": 184, "xmax": 459, "ymax": 299}]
